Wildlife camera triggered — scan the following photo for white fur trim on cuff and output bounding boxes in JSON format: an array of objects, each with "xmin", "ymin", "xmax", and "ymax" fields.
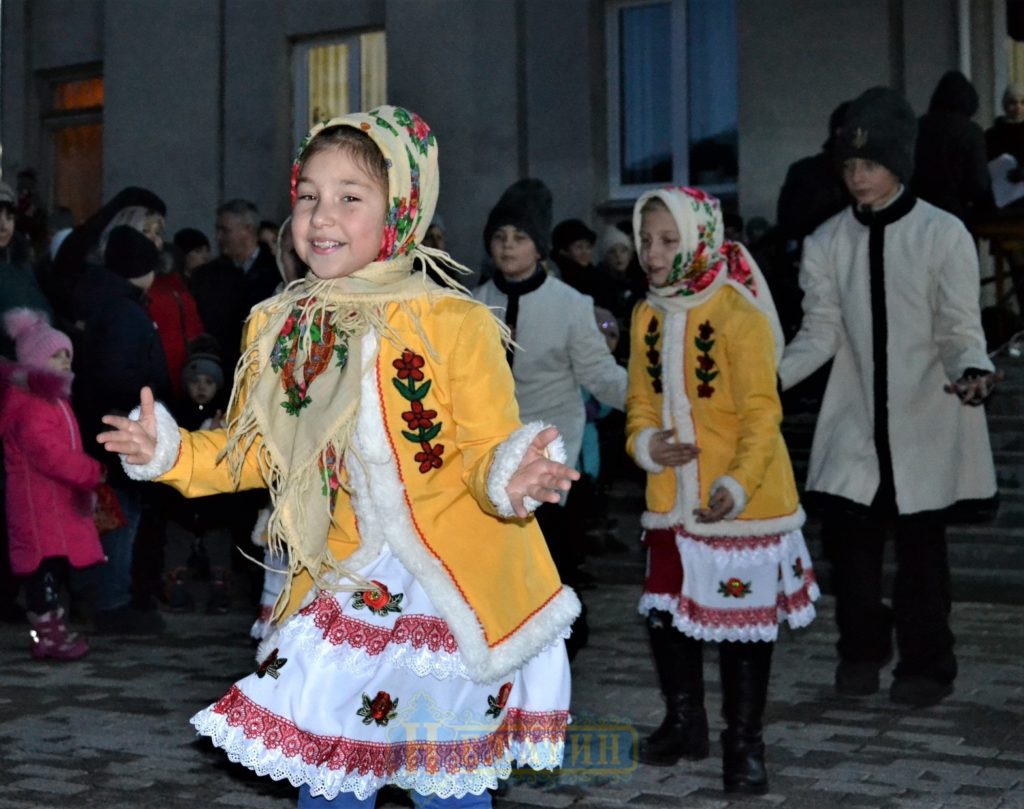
[
  {"xmin": 487, "ymin": 421, "xmax": 568, "ymax": 518},
  {"xmin": 632, "ymin": 427, "xmax": 665, "ymax": 474},
  {"xmin": 120, "ymin": 401, "xmax": 182, "ymax": 481},
  {"xmin": 711, "ymin": 475, "xmax": 747, "ymax": 519}
]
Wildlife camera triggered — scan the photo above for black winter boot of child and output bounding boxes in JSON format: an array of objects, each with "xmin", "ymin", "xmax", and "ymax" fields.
[
  {"xmin": 638, "ymin": 610, "xmax": 709, "ymax": 766},
  {"xmin": 719, "ymin": 640, "xmax": 773, "ymax": 794}
]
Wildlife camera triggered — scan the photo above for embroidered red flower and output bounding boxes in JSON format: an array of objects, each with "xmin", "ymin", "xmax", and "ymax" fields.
[
  {"xmin": 392, "ymin": 350, "xmax": 425, "ymax": 381},
  {"xmin": 357, "ymin": 690, "xmax": 399, "ymax": 726},
  {"xmin": 697, "ymin": 383, "xmax": 715, "ymax": 398},
  {"xmin": 256, "ymin": 648, "xmax": 288, "ymax": 679},
  {"xmin": 697, "ymin": 354, "xmax": 715, "ymax": 371},
  {"xmin": 414, "ymin": 442, "xmax": 445, "ymax": 473},
  {"xmin": 486, "ymin": 682, "xmax": 514, "ymax": 717},
  {"xmin": 792, "ymin": 558, "xmax": 804, "ymax": 578},
  {"xmin": 698, "ymin": 321, "xmax": 715, "ymax": 341},
  {"xmin": 401, "ymin": 400, "xmax": 437, "ymax": 430},
  {"xmin": 350, "ymin": 580, "xmax": 404, "ymax": 616},
  {"xmin": 718, "ymin": 578, "xmax": 752, "ymax": 598},
  {"xmin": 363, "ymin": 582, "xmax": 391, "ymax": 612}
]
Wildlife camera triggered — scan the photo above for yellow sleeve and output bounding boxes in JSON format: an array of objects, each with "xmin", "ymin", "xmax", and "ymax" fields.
[
  {"xmin": 157, "ymin": 427, "xmax": 267, "ymax": 497},
  {"xmin": 449, "ymin": 304, "xmax": 523, "ymax": 516},
  {"xmin": 625, "ymin": 304, "xmax": 662, "ymax": 460},
  {"xmin": 722, "ymin": 305, "xmax": 783, "ymax": 496}
]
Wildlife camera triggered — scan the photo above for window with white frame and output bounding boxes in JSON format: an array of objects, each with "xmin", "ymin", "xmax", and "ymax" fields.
[
  {"xmin": 292, "ymin": 30, "xmax": 387, "ymax": 151},
  {"xmin": 606, "ymin": 0, "xmax": 737, "ymax": 199}
]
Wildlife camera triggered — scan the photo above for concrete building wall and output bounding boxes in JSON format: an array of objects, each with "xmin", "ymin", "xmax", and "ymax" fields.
[{"xmin": 736, "ymin": 0, "xmax": 962, "ymax": 224}]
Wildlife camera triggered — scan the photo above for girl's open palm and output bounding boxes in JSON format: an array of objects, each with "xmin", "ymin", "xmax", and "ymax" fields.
[
  {"xmin": 97, "ymin": 386, "xmax": 158, "ymax": 465},
  {"xmin": 506, "ymin": 427, "xmax": 580, "ymax": 519}
]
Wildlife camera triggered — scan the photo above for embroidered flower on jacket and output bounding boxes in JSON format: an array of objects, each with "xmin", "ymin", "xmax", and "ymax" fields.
[
  {"xmin": 414, "ymin": 442, "xmax": 445, "ymax": 473},
  {"xmin": 392, "ymin": 350, "xmax": 425, "ymax": 381},
  {"xmin": 392, "ymin": 348, "xmax": 445, "ymax": 473},
  {"xmin": 644, "ymin": 315, "xmax": 663, "ymax": 394},
  {"xmin": 694, "ymin": 320, "xmax": 718, "ymax": 399}
]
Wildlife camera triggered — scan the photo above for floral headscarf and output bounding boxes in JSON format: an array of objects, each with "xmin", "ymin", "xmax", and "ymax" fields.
[
  {"xmin": 633, "ymin": 186, "xmax": 783, "ymax": 360},
  {"xmin": 221, "ymin": 106, "xmax": 476, "ymax": 616}
]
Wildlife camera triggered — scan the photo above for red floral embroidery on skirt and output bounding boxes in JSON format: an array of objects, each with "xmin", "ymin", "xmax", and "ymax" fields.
[
  {"xmin": 300, "ymin": 593, "xmax": 458, "ymax": 655},
  {"xmin": 211, "ymin": 686, "xmax": 568, "ymax": 776}
]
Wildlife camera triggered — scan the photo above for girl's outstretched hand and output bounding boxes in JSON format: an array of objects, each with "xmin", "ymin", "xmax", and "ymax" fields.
[
  {"xmin": 97, "ymin": 387, "xmax": 158, "ymax": 465},
  {"xmin": 506, "ymin": 426, "xmax": 580, "ymax": 519}
]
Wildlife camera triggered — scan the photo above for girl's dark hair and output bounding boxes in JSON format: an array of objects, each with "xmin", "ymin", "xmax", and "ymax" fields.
[{"xmin": 299, "ymin": 126, "xmax": 389, "ymax": 195}]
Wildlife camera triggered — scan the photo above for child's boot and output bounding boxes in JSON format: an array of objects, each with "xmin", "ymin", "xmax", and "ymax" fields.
[
  {"xmin": 638, "ymin": 609, "xmax": 709, "ymax": 765},
  {"xmin": 28, "ymin": 608, "xmax": 89, "ymax": 661},
  {"xmin": 719, "ymin": 640, "xmax": 773, "ymax": 794}
]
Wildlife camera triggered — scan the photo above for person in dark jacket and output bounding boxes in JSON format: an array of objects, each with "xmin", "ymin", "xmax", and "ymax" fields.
[
  {"xmin": 911, "ymin": 71, "xmax": 993, "ymax": 224},
  {"xmin": 51, "ymin": 186, "xmax": 166, "ymax": 323},
  {"xmin": 73, "ymin": 226, "xmax": 170, "ymax": 635},
  {"xmin": 985, "ymin": 83, "xmax": 1024, "ymax": 165},
  {"xmin": 189, "ymin": 199, "xmax": 280, "ymax": 374}
]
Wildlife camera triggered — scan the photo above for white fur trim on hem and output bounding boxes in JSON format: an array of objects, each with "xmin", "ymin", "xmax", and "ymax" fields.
[
  {"xmin": 487, "ymin": 422, "xmax": 567, "ymax": 518},
  {"xmin": 120, "ymin": 401, "xmax": 182, "ymax": 481},
  {"xmin": 711, "ymin": 475, "xmax": 746, "ymax": 519},
  {"xmin": 632, "ymin": 427, "xmax": 665, "ymax": 474}
]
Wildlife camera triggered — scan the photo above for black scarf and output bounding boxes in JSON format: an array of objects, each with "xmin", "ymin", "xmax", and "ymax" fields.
[{"xmin": 492, "ymin": 265, "xmax": 547, "ymax": 367}]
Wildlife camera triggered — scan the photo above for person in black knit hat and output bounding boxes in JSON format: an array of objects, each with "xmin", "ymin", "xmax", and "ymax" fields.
[
  {"xmin": 475, "ymin": 177, "xmax": 627, "ymax": 661},
  {"xmin": 72, "ymin": 225, "xmax": 171, "ymax": 635},
  {"xmin": 779, "ymin": 86, "xmax": 999, "ymax": 709}
]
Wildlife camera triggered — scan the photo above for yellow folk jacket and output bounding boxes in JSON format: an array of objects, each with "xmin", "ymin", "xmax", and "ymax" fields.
[
  {"xmin": 156, "ymin": 295, "xmax": 579, "ymax": 682},
  {"xmin": 626, "ymin": 288, "xmax": 804, "ymax": 536}
]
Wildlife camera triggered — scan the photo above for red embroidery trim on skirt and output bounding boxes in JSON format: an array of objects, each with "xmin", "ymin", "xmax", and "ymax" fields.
[
  {"xmin": 211, "ymin": 685, "xmax": 568, "ymax": 776},
  {"xmin": 300, "ymin": 593, "xmax": 459, "ymax": 655},
  {"xmin": 674, "ymin": 577, "xmax": 818, "ymax": 629}
]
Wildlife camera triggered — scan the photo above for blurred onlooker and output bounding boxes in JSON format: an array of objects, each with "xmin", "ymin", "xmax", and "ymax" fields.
[
  {"xmin": 595, "ymin": 224, "xmax": 647, "ymax": 361},
  {"xmin": 147, "ymin": 245, "xmax": 205, "ymax": 398},
  {"xmin": 985, "ymin": 83, "xmax": 1024, "ymax": 165},
  {"xmin": 551, "ymin": 218, "xmax": 609, "ymax": 307},
  {"xmin": 422, "ymin": 214, "xmax": 446, "ymax": 251},
  {"xmin": 51, "ymin": 186, "xmax": 166, "ymax": 323},
  {"xmin": 15, "ymin": 168, "xmax": 48, "ymax": 257},
  {"xmin": 73, "ymin": 225, "xmax": 170, "ymax": 635},
  {"xmin": 275, "ymin": 217, "xmax": 306, "ymax": 290},
  {"xmin": 257, "ymin": 219, "xmax": 278, "ymax": 253},
  {"xmin": 724, "ymin": 212, "xmax": 744, "ymax": 243},
  {"xmin": 911, "ymin": 70, "xmax": 993, "ymax": 225},
  {"xmin": 173, "ymin": 228, "xmax": 211, "ymax": 279},
  {"xmin": 189, "ymin": 199, "xmax": 279, "ymax": 373},
  {"xmin": 0, "ymin": 181, "xmax": 34, "ymax": 270}
]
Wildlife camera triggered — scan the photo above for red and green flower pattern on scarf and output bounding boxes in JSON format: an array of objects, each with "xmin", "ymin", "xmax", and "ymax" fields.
[{"xmin": 269, "ymin": 300, "xmax": 349, "ymax": 416}]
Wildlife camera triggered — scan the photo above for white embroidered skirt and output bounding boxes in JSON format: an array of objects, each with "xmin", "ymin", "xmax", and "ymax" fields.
[
  {"xmin": 638, "ymin": 527, "xmax": 819, "ymax": 642},
  {"xmin": 192, "ymin": 545, "xmax": 571, "ymax": 800}
]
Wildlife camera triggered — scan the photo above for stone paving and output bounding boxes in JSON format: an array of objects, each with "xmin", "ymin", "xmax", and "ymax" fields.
[{"xmin": 0, "ymin": 554, "xmax": 1022, "ymax": 808}]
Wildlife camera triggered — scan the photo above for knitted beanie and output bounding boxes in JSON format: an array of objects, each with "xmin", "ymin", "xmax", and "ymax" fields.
[
  {"xmin": 0, "ymin": 182, "xmax": 14, "ymax": 206},
  {"xmin": 181, "ymin": 351, "xmax": 224, "ymax": 391},
  {"xmin": 551, "ymin": 218, "xmax": 597, "ymax": 253},
  {"xmin": 834, "ymin": 87, "xmax": 917, "ymax": 181},
  {"xmin": 4, "ymin": 308, "xmax": 72, "ymax": 368},
  {"xmin": 483, "ymin": 178, "xmax": 554, "ymax": 258},
  {"xmin": 105, "ymin": 225, "xmax": 160, "ymax": 279}
]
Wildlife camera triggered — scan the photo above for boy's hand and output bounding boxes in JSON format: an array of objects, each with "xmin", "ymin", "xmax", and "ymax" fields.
[
  {"xmin": 97, "ymin": 387, "xmax": 158, "ymax": 465},
  {"xmin": 944, "ymin": 370, "xmax": 1002, "ymax": 406},
  {"xmin": 650, "ymin": 429, "xmax": 700, "ymax": 467},
  {"xmin": 694, "ymin": 486, "xmax": 735, "ymax": 523},
  {"xmin": 506, "ymin": 427, "xmax": 580, "ymax": 519}
]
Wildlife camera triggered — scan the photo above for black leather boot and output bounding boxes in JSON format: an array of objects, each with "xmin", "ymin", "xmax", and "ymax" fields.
[
  {"xmin": 638, "ymin": 610, "xmax": 709, "ymax": 766},
  {"xmin": 719, "ymin": 640, "xmax": 773, "ymax": 794}
]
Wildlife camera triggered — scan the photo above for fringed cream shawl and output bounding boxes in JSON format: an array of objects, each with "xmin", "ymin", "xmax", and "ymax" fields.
[{"xmin": 218, "ymin": 106, "xmax": 500, "ymax": 617}]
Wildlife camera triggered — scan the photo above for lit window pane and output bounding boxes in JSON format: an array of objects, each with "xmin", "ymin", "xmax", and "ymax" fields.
[
  {"xmin": 360, "ymin": 31, "xmax": 387, "ymax": 110},
  {"xmin": 52, "ymin": 77, "xmax": 104, "ymax": 111},
  {"xmin": 619, "ymin": 3, "xmax": 672, "ymax": 185},
  {"xmin": 308, "ymin": 43, "xmax": 350, "ymax": 125},
  {"xmin": 687, "ymin": 0, "xmax": 737, "ymax": 184}
]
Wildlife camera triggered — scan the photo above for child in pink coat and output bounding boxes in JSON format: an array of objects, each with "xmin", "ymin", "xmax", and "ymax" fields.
[{"xmin": 0, "ymin": 309, "xmax": 105, "ymax": 660}]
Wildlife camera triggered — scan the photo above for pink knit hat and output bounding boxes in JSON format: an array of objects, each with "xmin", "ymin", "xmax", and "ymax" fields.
[{"xmin": 4, "ymin": 309, "xmax": 73, "ymax": 368}]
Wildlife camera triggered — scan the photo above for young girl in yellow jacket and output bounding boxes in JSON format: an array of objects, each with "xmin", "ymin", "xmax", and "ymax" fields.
[
  {"xmin": 626, "ymin": 187, "xmax": 818, "ymax": 794},
  {"xmin": 98, "ymin": 106, "xmax": 581, "ymax": 809}
]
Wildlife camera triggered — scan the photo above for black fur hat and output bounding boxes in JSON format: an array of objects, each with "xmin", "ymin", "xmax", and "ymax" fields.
[
  {"xmin": 834, "ymin": 87, "xmax": 917, "ymax": 182},
  {"xmin": 483, "ymin": 178, "xmax": 553, "ymax": 258}
]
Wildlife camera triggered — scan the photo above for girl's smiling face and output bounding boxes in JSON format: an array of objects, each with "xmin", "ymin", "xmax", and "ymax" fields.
[
  {"xmin": 639, "ymin": 205, "xmax": 681, "ymax": 288},
  {"xmin": 291, "ymin": 147, "xmax": 388, "ymax": 280}
]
